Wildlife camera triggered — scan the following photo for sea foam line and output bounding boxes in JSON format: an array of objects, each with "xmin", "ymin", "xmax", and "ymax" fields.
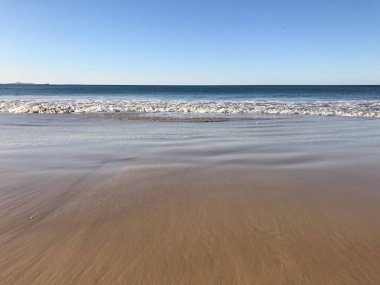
[{"xmin": 0, "ymin": 99, "xmax": 379, "ymax": 117}]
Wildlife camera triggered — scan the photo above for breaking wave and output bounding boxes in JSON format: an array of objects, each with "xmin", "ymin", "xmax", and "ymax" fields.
[{"xmin": 1, "ymin": 99, "xmax": 379, "ymax": 118}]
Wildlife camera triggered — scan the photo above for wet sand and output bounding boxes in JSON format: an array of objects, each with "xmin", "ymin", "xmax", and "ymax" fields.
[{"xmin": 1, "ymin": 114, "xmax": 380, "ymax": 284}]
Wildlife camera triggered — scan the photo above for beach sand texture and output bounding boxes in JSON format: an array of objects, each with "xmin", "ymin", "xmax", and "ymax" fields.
[
  {"xmin": 1, "ymin": 163, "xmax": 380, "ymax": 284},
  {"xmin": 1, "ymin": 115, "xmax": 380, "ymax": 284}
]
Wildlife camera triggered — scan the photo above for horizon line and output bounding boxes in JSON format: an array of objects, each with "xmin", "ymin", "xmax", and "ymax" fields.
[{"xmin": 1, "ymin": 83, "xmax": 380, "ymax": 86}]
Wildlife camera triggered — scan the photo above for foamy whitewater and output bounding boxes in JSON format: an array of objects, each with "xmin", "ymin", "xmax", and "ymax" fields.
[
  {"xmin": 1, "ymin": 85, "xmax": 380, "ymax": 118},
  {"xmin": 1, "ymin": 99, "xmax": 380, "ymax": 117}
]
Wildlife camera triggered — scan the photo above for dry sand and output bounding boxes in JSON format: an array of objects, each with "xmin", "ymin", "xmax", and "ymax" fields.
[{"xmin": 1, "ymin": 163, "xmax": 380, "ymax": 284}]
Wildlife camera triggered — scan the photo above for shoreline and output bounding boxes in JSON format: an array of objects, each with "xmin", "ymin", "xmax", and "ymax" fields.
[{"xmin": 1, "ymin": 114, "xmax": 380, "ymax": 284}]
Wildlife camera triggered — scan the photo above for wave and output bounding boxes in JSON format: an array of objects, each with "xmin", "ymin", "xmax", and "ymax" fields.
[{"xmin": 1, "ymin": 99, "xmax": 379, "ymax": 118}]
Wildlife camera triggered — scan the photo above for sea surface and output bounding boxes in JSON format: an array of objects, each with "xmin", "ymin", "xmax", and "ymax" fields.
[{"xmin": 1, "ymin": 85, "xmax": 380, "ymax": 117}]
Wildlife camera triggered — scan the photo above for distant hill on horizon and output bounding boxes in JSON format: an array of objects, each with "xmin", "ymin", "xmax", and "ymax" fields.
[{"xmin": 2, "ymin": 82, "xmax": 50, "ymax": 86}]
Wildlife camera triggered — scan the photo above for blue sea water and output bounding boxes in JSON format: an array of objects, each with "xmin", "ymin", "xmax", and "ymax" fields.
[{"xmin": 1, "ymin": 85, "xmax": 379, "ymax": 117}]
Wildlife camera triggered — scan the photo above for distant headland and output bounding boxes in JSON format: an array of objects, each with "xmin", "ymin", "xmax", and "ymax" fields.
[{"xmin": 3, "ymin": 82, "xmax": 50, "ymax": 85}]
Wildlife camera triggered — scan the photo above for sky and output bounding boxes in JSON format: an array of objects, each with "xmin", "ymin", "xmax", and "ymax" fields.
[{"xmin": 0, "ymin": 0, "xmax": 379, "ymax": 85}]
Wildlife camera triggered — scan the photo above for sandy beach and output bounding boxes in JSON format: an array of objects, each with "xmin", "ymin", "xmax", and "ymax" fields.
[{"xmin": 1, "ymin": 114, "xmax": 380, "ymax": 284}]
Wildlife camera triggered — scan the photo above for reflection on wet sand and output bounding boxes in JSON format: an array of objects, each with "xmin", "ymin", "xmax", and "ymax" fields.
[
  {"xmin": 1, "ymin": 163, "xmax": 380, "ymax": 284},
  {"xmin": 1, "ymin": 114, "xmax": 380, "ymax": 284}
]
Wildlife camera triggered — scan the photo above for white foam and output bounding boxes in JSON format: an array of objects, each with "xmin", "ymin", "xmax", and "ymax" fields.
[{"xmin": 0, "ymin": 99, "xmax": 379, "ymax": 117}]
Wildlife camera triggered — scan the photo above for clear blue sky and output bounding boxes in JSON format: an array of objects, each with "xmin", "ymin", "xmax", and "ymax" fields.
[{"xmin": 1, "ymin": 0, "xmax": 379, "ymax": 84}]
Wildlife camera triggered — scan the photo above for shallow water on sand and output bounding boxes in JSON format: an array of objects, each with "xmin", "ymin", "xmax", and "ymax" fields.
[{"xmin": 0, "ymin": 114, "xmax": 380, "ymax": 284}]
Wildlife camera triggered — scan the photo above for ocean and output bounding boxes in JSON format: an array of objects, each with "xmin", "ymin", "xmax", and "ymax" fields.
[{"xmin": 1, "ymin": 85, "xmax": 380, "ymax": 117}]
